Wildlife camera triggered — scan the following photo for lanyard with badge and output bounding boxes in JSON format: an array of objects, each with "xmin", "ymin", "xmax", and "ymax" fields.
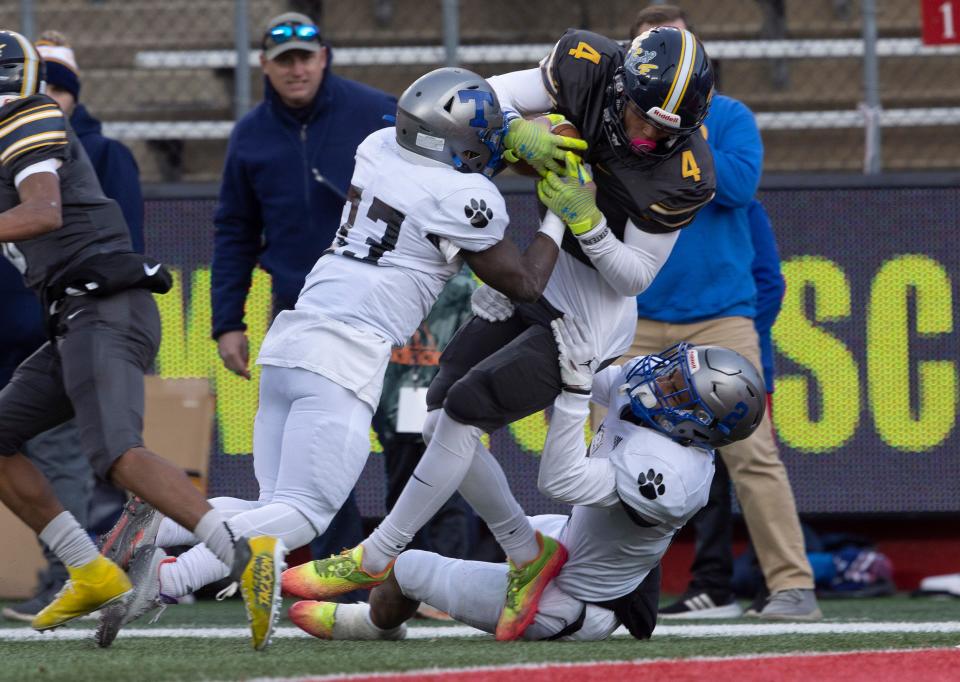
[{"xmin": 394, "ymin": 326, "xmax": 440, "ymax": 434}]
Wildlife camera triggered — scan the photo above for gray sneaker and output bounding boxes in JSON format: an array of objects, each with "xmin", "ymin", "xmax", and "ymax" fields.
[
  {"xmin": 99, "ymin": 497, "xmax": 163, "ymax": 571},
  {"xmin": 756, "ymin": 588, "xmax": 822, "ymax": 621},
  {"xmin": 95, "ymin": 545, "xmax": 177, "ymax": 648}
]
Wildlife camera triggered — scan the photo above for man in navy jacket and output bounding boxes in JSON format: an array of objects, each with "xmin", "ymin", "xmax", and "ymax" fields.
[{"xmin": 211, "ymin": 11, "xmax": 396, "ymax": 571}]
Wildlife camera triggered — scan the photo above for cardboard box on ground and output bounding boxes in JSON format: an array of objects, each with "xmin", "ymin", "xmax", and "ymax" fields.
[
  {"xmin": 143, "ymin": 376, "xmax": 215, "ymax": 493},
  {"xmin": 0, "ymin": 377, "xmax": 215, "ymax": 599}
]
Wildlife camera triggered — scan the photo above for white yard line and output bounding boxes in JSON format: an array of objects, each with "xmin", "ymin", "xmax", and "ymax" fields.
[{"xmin": 3, "ymin": 621, "xmax": 960, "ymax": 641}]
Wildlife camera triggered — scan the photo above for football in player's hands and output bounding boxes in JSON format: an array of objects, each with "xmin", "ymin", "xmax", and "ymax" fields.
[{"xmin": 508, "ymin": 115, "xmax": 582, "ymax": 177}]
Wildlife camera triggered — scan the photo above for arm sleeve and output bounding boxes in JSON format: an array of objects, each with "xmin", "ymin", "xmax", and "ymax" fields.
[
  {"xmin": 96, "ymin": 140, "xmax": 145, "ymax": 254},
  {"xmin": 487, "ymin": 69, "xmax": 554, "ymax": 118},
  {"xmin": 211, "ymin": 129, "xmax": 264, "ymax": 339},
  {"xmin": 709, "ymin": 100, "xmax": 764, "ymax": 209},
  {"xmin": 588, "ymin": 365, "xmax": 623, "ymax": 409},
  {"xmin": 538, "ymin": 391, "xmax": 620, "ymax": 507},
  {"xmin": 576, "ymin": 218, "xmax": 680, "ymax": 296}
]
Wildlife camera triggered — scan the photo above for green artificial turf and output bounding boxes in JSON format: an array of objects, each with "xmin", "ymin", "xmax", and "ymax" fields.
[{"xmin": 0, "ymin": 595, "xmax": 956, "ymax": 682}]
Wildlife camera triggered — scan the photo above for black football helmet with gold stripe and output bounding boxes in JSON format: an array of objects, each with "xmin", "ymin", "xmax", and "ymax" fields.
[
  {"xmin": 604, "ymin": 26, "xmax": 713, "ymax": 167},
  {"xmin": 0, "ymin": 30, "xmax": 44, "ymax": 99}
]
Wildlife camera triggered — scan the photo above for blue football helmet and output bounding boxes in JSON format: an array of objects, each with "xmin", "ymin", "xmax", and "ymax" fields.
[{"xmin": 623, "ymin": 342, "xmax": 765, "ymax": 448}]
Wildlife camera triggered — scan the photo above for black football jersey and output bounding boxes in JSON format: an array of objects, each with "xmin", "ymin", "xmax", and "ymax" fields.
[
  {"xmin": 540, "ymin": 30, "xmax": 716, "ymax": 266},
  {"xmin": 0, "ymin": 94, "xmax": 131, "ymax": 292}
]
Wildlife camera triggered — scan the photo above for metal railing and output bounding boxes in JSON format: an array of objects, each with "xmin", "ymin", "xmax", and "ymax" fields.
[{"xmin": 9, "ymin": 0, "xmax": 960, "ymax": 179}]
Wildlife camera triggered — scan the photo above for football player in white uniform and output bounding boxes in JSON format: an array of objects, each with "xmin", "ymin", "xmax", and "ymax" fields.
[
  {"xmin": 282, "ymin": 27, "xmax": 717, "ymax": 641},
  {"xmin": 286, "ymin": 316, "xmax": 766, "ymax": 642},
  {"xmin": 94, "ymin": 67, "xmax": 565, "ymax": 643}
]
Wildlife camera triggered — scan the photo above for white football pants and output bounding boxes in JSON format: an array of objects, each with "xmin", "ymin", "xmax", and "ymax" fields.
[
  {"xmin": 155, "ymin": 365, "xmax": 374, "ymax": 596},
  {"xmin": 393, "ymin": 515, "xmax": 618, "ymax": 641}
]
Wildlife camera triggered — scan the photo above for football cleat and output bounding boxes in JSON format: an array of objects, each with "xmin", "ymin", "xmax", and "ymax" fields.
[
  {"xmin": 224, "ymin": 536, "xmax": 287, "ymax": 651},
  {"xmin": 96, "ymin": 545, "xmax": 178, "ymax": 648},
  {"xmin": 289, "ymin": 601, "xmax": 407, "ymax": 641},
  {"xmin": 31, "ymin": 556, "xmax": 132, "ymax": 631},
  {"xmin": 99, "ymin": 496, "xmax": 163, "ymax": 571},
  {"xmin": 495, "ymin": 532, "xmax": 568, "ymax": 641},
  {"xmin": 288, "ymin": 600, "xmax": 338, "ymax": 639},
  {"xmin": 282, "ymin": 544, "xmax": 393, "ymax": 600}
]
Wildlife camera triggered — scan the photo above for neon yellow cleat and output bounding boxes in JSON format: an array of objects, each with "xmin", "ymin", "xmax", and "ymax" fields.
[
  {"xmin": 495, "ymin": 532, "xmax": 568, "ymax": 641},
  {"xmin": 31, "ymin": 556, "xmax": 132, "ymax": 631},
  {"xmin": 282, "ymin": 544, "xmax": 393, "ymax": 600},
  {"xmin": 289, "ymin": 600, "xmax": 408, "ymax": 641},
  {"xmin": 288, "ymin": 600, "xmax": 338, "ymax": 639},
  {"xmin": 229, "ymin": 536, "xmax": 287, "ymax": 651}
]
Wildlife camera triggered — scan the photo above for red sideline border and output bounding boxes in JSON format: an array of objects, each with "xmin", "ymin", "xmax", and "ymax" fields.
[{"xmin": 271, "ymin": 647, "xmax": 960, "ymax": 682}]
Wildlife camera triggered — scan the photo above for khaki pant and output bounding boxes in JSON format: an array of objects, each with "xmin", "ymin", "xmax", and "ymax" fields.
[{"xmin": 594, "ymin": 316, "xmax": 813, "ymax": 592}]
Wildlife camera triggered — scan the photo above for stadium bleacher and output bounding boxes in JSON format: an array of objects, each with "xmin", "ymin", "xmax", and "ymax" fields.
[{"xmin": 2, "ymin": 0, "xmax": 958, "ymax": 180}]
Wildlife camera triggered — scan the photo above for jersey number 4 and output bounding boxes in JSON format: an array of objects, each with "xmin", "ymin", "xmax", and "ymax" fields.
[
  {"xmin": 681, "ymin": 150, "xmax": 702, "ymax": 182},
  {"xmin": 335, "ymin": 184, "xmax": 406, "ymax": 263},
  {"xmin": 568, "ymin": 41, "xmax": 601, "ymax": 64}
]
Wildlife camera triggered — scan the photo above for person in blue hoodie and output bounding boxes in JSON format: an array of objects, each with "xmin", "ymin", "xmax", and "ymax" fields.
[
  {"xmin": 0, "ymin": 32, "xmax": 142, "ymax": 622},
  {"xmin": 660, "ymin": 198, "xmax": 787, "ymax": 619},
  {"xmin": 627, "ymin": 5, "xmax": 820, "ymax": 621},
  {"xmin": 210, "ymin": 12, "xmax": 396, "ymax": 583}
]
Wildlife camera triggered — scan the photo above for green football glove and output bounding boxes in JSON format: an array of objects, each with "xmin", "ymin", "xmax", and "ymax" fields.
[
  {"xmin": 536, "ymin": 153, "xmax": 603, "ymax": 236},
  {"xmin": 503, "ymin": 115, "xmax": 588, "ymax": 175}
]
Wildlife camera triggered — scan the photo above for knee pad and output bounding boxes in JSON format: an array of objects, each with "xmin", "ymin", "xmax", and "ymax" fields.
[{"xmin": 443, "ymin": 371, "xmax": 495, "ymax": 426}]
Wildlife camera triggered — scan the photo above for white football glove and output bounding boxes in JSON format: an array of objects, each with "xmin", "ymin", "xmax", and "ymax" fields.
[
  {"xmin": 471, "ymin": 284, "xmax": 515, "ymax": 322},
  {"xmin": 550, "ymin": 315, "xmax": 598, "ymax": 395}
]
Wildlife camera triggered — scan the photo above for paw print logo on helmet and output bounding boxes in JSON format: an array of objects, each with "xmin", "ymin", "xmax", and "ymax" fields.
[{"xmin": 464, "ymin": 198, "xmax": 494, "ymax": 228}]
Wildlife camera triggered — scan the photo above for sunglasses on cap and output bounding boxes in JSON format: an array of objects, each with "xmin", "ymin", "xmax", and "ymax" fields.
[{"xmin": 263, "ymin": 21, "xmax": 321, "ymax": 49}]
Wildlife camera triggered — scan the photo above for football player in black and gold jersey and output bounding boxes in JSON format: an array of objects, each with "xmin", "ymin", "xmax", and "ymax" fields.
[
  {"xmin": 280, "ymin": 27, "xmax": 717, "ymax": 641},
  {"xmin": 0, "ymin": 30, "xmax": 283, "ymax": 649}
]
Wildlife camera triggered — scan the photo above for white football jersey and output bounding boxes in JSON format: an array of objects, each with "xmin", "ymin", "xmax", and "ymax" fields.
[
  {"xmin": 257, "ymin": 128, "xmax": 508, "ymax": 408},
  {"xmin": 552, "ymin": 367, "xmax": 715, "ymax": 603},
  {"xmin": 543, "ymin": 251, "xmax": 638, "ymax": 366}
]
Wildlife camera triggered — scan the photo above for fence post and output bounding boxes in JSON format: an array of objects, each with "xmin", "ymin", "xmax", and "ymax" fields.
[
  {"xmin": 19, "ymin": 0, "xmax": 34, "ymax": 40},
  {"xmin": 234, "ymin": 0, "xmax": 251, "ymax": 120},
  {"xmin": 861, "ymin": 0, "xmax": 882, "ymax": 174},
  {"xmin": 442, "ymin": 0, "xmax": 459, "ymax": 67}
]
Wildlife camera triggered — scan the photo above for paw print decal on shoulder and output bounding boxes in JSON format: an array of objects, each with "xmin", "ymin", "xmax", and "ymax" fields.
[
  {"xmin": 464, "ymin": 198, "xmax": 494, "ymax": 228},
  {"xmin": 637, "ymin": 468, "xmax": 666, "ymax": 500}
]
